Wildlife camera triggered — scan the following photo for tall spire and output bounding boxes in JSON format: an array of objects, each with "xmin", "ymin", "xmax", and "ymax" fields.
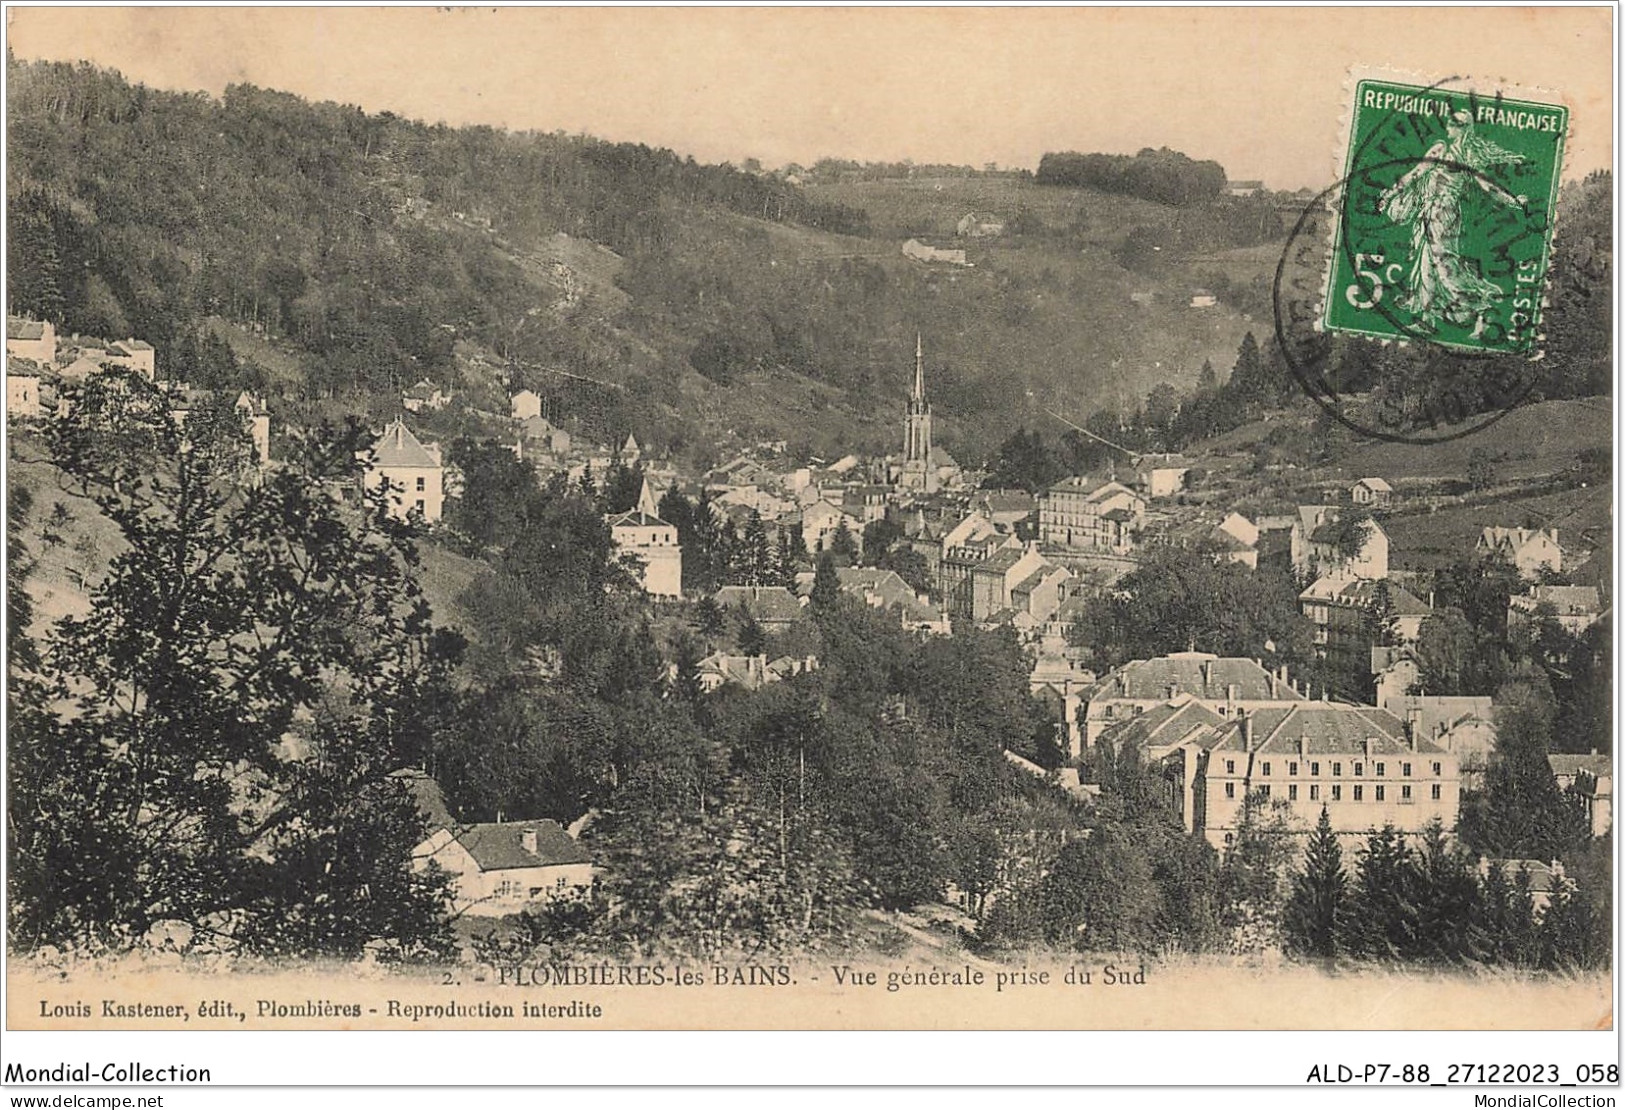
[{"xmin": 913, "ymin": 332, "xmax": 925, "ymax": 401}]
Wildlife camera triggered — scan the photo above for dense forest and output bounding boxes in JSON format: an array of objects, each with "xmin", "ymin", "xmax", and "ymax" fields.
[
  {"xmin": 1036, "ymin": 147, "xmax": 1227, "ymax": 206},
  {"xmin": 6, "ymin": 58, "xmax": 1293, "ymax": 462},
  {"xmin": 5, "ymin": 59, "xmax": 864, "ymax": 402}
]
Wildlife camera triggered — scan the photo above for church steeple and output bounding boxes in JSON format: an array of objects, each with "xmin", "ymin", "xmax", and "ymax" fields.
[
  {"xmin": 900, "ymin": 333, "xmax": 936, "ymax": 492},
  {"xmin": 913, "ymin": 332, "xmax": 925, "ymax": 402}
]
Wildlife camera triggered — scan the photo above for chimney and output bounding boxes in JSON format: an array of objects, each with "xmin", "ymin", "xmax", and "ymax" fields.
[
  {"xmin": 1201, "ymin": 660, "xmax": 1212, "ymax": 689},
  {"xmin": 1242, "ymin": 712, "xmax": 1255, "ymax": 752},
  {"xmin": 1363, "ymin": 738, "xmax": 1374, "ymax": 759},
  {"xmin": 1405, "ymin": 706, "xmax": 1422, "ymax": 749}
]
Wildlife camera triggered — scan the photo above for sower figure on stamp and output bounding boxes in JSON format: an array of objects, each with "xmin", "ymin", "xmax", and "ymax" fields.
[{"xmin": 1378, "ymin": 109, "xmax": 1528, "ymax": 339}]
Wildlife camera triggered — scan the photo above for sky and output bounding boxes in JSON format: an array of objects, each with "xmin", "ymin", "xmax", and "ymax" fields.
[{"xmin": 5, "ymin": 6, "xmax": 1614, "ymax": 190}]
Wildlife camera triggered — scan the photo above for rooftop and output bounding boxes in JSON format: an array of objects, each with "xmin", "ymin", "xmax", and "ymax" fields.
[
  {"xmin": 456, "ymin": 819, "xmax": 591, "ymax": 871},
  {"xmin": 1088, "ymin": 653, "xmax": 1305, "ymax": 704},
  {"xmin": 370, "ymin": 418, "xmax": 441, "ymax": 469}
]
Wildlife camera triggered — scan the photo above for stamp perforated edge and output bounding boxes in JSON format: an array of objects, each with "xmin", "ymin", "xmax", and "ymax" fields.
[{"xmin": 1312, "ymin": 64, "xmax": 1573, "ymax": 359}]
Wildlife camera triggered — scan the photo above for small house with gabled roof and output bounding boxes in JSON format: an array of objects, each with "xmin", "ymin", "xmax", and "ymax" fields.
[
  {"xmin": 362, "ymin": 418, "xmax": 445, "ymax": 522},
  {"xmin": 413, "ymin": 819, "xmax": 593, "ymax": 917}
]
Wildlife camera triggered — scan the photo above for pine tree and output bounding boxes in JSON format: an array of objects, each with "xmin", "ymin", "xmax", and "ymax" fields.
[
  {"xmin": 1463, "ymin": 666, "xmax": 1589, "ymax": 859},
  {"xmin": 1197, "ymin": 358, "xmax": 1217, "ymax": 392},
  {"xmin": 1283, "ymin": 806, "xmax": 1347, "ymax": 958},
  {"xmin": 742, "ymin": 510, "xmax": 772, "ymax": 586},
  {"xmin": 1478, "ymin": 859, "xmax": 1540, "ymax": 967},
  {"xmin": 737, "ymin": 604, "xmax": 768, "ymax": 657},
  {"xmin": 828, "ymin": 518, "xmax": 858, "ymax": 567},
  {"xmin": 1345, "ymin": 824, "xmax": 1418, "ymax": 960},
  {"xmin": 1537, "ymin": 878, "xmax": 1604, "ymax": 972},
  {"xmin": 1217, "ymin": 790, "xmax": 1297, "ymax": 953},
  {"xmin": 774, "ymin": 530, "xmax": 799, "ymax": 589},
  {"xmin": 809, "ymin": 552, "xmax": 841, "ymax": 612},
  {"xmin": 1410, "ymin": 820, "xmax": 1484, "ymax": 963}
]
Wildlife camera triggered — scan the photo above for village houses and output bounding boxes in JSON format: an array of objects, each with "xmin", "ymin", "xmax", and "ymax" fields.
[
  {"xmin": 1508, "ymin": 584, "xmax": 1604, "ymax": 637},
  {"xmin": 1477, "ymin": 526, "xmax": 1563, "ymax": 578}
]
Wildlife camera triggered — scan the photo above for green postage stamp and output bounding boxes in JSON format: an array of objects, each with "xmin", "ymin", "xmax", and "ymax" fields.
[{"xmin": 1323, "ymin": 75, "xmax": 1568, "ymax": 355}]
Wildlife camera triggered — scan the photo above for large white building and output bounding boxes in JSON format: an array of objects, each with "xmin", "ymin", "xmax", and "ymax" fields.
[
  {"xmin": 607, "ymin": 479, "xmax": 682, "ymax": 598},
  {"xmin": 1098, "ymin": 695, "xmax": 1461, "ymax": 850},
  {"xmin": 363, "ymin": 418, "xmax": 446, "ymax": 523}
]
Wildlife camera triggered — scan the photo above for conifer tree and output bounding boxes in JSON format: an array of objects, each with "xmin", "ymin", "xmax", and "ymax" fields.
[
  {"xmin": 737, "ymin": 604, "xmax": 768, "ymax": 657},
  {"xmin": 1537, "ymin": 878, "xmax": 1604, "ymax": 972},
  {"xmin": 1283, "ymin": 806, "xmax": 1347, "ymax": 958},
  {"xmin": 1410, "ymin": 820, "xmax": 1484, "ymax": 963},
  {"xmin": 809, "ymin": 552, "xmax": 841, "ymax": 613},
  {"xmin": 1345, "ymin": 824, "xmax": 1417, "ymax": 960}
]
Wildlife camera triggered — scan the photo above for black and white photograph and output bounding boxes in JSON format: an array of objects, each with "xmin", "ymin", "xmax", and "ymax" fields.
[{"xmin": 0, "ymin": 4, "xmax": 1616, "ymax": 1093}]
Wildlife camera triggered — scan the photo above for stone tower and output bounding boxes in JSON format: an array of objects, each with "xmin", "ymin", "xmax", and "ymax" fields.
[{"xmin": 899, "ymin": 333, "xmax": 938, "ymax": 493}]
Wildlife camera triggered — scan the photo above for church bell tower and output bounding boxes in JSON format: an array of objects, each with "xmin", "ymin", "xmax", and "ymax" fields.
[{"xmin": 900, "ymin": 333, "xmax": 937, "ymax": 493}]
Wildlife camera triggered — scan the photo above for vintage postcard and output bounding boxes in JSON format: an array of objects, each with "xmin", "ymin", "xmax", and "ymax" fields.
[{"xmin": 1, "ymin": 5, "xmax": 1615, "ymax": 1083}]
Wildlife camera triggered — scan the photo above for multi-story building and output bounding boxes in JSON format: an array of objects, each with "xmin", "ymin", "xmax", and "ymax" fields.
[
  {"xmin": 1037, "ymin": 477, "xmax": 1145, "ymax": 553},
  {"xmin": 6, "ymin": 316, "xmax": 57, "ymax": 365},
  {"xmin": 1101, "ymin": 697, "xmax": 1461, "ymax": 849},
  {"xmin": 1299, "ymin": 574, "xmax": 1432, "ymax": 693},
  {"xmin": 7, "ymin": 358, "xmax": 42, "ymax": 420},
  {"xmin": 1508, "ymin": 584, "xmax": 1603, "ymax": 636},
  {"xmin": 363, "ymin": 418, "xmax": 446, "ymax": 523},
  {"xmin": 1300, "ymin": 505, "xmax": 1389, "ymax": 580},
  {"xmin": 938, "ymin": 511, "xmax": 1020, "ymax": 618},
  {"xmin": 1076, "ymin": 652, "xmax": 1306, "ymax": 758},
  {"xmin": 608, "ymin": 480, "xmax": 682, "ymax": 598}
]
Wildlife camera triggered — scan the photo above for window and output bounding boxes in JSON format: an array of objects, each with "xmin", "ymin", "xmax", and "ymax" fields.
[
  {"xmin": 1353, "ymin": 785, "xmax": 1363, "ymax": 801},
  {"xmin": 1402, "ymin": 762, "xmax": 1412, "ymax": 777},
  {"xmin": 1432, "ymin": 762, "xmax": 1442, "ymax": 776},
  {"xmin": 1310, "ymin": 784, "xmax": 1320, "ymax": 801},
  {"xmin": 1289, "ymin": 762, "xmax": 1299, "ymax": 776},
  {"xmin": 1224, "ymin": 833, "xmax": 1234, "ymax": 848},
  {"xmin": 1431, "ymin": 784, "xmax": 1442, "ymax": 801},
  {"xmin": 1331, "ymin": 784, "xmax": 1342, "ymax": 801},
  {"xmin": 1332, "ymin": 762, "xmax": 1342, "ymax": 777},
  {"xmin": 1261, "ymin": 762, "xmax": 1272, "ymax": 776},
  {"xmin": 1259, "ymin": 785, "xmax": 1271, "ymax": 798},
  {"xmin": 1375, "ymin": 785, "xmax": 1386, "ymax": 802},
  {"xmin": 1288, "ymin": 784, "xmax": 1298, "ymax": 801},
  {"xmin": 1375, "ymin": 762, "xmax": 1385, "ymax": 777},
  {"xmin": 1225, "ymin": 759, "xmax": 1235, "ymax": 774},
  {"xmin": 1353, "ymin": 762, "xmax": 1363, "ymax": 777},
  {"xmin": 414, "ymin": 499, "xmax": 425, "ymax": 512},
  {"xmin": 1311, "ymin": 762, "xmax": 1321, "ymax": 776},
  {"xmin": 416, "ymin": 476, "xmax": 426, "ymax": 492},
  {"xmin": 1401, "ymin": 785, "xmax": 1413, "ymax": 802},
  {"xmin": 1224, "ymin": 782, "xmax": 1235, "ymax": 799}
]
